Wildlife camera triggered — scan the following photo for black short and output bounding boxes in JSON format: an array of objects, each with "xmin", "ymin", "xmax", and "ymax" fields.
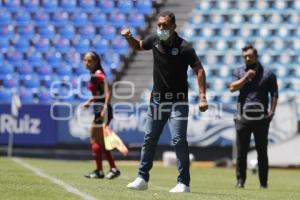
[{"xmin": 94, "ymin": 104, "xmax": 113, "ymax": 125}]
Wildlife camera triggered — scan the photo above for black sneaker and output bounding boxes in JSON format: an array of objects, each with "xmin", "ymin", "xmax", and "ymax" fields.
[
  {"xmin": 235, "ymin": 180, "xmax": 244, "ymax": 188},
  {"xmin": 106, "ymin": 168, "xmax": 121, "ymax": 179},
  {"xmin": 260, "ymin": 184, "xmax": 268, "ymax": 189},
  {"xmin": 84, "ymin": 170, "xmax": 104, "ymax": 179}
]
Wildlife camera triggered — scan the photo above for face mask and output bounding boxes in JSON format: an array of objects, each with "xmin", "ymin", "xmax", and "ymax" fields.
[{"xmin": 157, "ymin": 29, "xmax": 170, "ymax": 41}]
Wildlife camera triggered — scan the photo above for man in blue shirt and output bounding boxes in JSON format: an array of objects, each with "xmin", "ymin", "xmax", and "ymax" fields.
[{"xmin": 229, "ymin": 45, "xmax": 278, "ymax": 189}]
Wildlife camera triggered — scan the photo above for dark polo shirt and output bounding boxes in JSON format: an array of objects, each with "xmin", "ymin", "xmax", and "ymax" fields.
[{"xmin": 142, "ymin": 32, "xmax": 202, "ymax": 103}]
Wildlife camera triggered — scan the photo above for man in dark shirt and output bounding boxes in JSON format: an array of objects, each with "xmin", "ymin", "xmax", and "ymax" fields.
[
  {"xmin": 121, "ymin": 11, "xmax": 208, "ymax": 193},
  {"xmin": 229, "ymin": 45, "xmax": 278, "ymax": 189}
]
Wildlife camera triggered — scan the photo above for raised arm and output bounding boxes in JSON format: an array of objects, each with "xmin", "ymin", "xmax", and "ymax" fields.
[
  {"xmin": 121, "ymin": 28, "xmax": 144, "ymax": 51},
  {"xmin": 229, "ymin": 69, "xmax": 256, "ymax": 92}
]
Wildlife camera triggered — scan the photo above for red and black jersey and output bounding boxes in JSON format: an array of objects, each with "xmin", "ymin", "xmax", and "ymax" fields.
[{"xmin": 88, "ymin": 69, "xmax": 106, "ymax": 103}]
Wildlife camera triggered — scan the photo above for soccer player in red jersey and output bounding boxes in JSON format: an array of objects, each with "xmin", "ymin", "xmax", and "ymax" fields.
[{"xmin": 82, "ymin": 51, "xmax": 120, "ymax": 179}]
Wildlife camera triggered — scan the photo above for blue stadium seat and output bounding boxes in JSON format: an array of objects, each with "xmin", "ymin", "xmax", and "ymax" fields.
[
  {"xmin": 259, "ymin": 27, "xmax": 271, "ymax": 38},
  {"xmin": 72, "ymin": 12, "xmax": 88, "ymax": 28},
  {"xmin": 52, "ymin": 11, "xmax": 69, "ymax": 28},
  {"xmin": 27, "ymin": 51, "xmax": 43, "ymax": 68},
  {"xmin": 102, "ymin": 65, "xmax": 113, "ymax": 83},
  {"xmin": 0, "ymin": 62, "xmax": 14, "ymax": 77},
  {"xmin": 79, "ymin": 0, "xmax": 95, "ymax": 13},
  {"xmin": 59, "ymin": 25, "xmax": 75, "ymax": 39},
  {"xmin": 136, "ymin": 0, "xmax": 153, "ymax": 15},
  {"xmin": 51, "ymin": 82, "xmax": 74, "ymax": 101},
  {"xmin": 55, "ymin": 63, "xmax": 72, "ymax": 77},
  {"xmin": 15, "ymin": 9, "xmax": 31, "ymax": 26},
  {"xmin": 0, "ymin": 37, "xmax": 9, "ymax": 52},
  {"xmin": 189, "ymin": 14, "xmax": 203, "ymax": 26},
  {"xmin": 111, "ymin": 36, "xmax": 129, "ymax": 56},
  {"xmin": 42, "ymin": 0, "xmax": 58, "ymax": 13},
  {"xmin": 22, "ymin": 75, "xmax": 40, "ymax": 89},
  {"xmin": 73, "ymin": 38, "xmax": 90, "ymax": 53},
  {"xmin": 224, "ymin": 54, "xmax": 235, "ymax": 65},
  {"xmin": 39, "ymin": 89, "xmax": 52, "ymax": 103},
  {"xmin": 23, "ymin": 0, "xmax": 40, "ymax": 13},
  {"xmin": 65, "ymin": 50, "xmax": 81, "ymax": 66},
  {"xmin": 0, "ymin": 53, "xmax": 3, "ymax": 63},
  {"xmin": 46, "ymin": 52, "xmax": 62, "ymax": 68},
  {"xmin": 2, "ymin": 75, "xmax": 19, "ymax": 89},
  {"xmin": 70, "ymin": 75, "xmax": 79, "ymax": 89},
  {"xmin": 0, "ymin": 10, "xmax": 11, "ymax": 26},
  {"xmin": 75, "ymin": 64, "xmax": 89, "ymax": 75},
  {"xmin": 251, "ymin": 13, "xmax": 264, "ymax": 24},
  {"xmin": 219, "ymin": 66, "xmax": 232, "ymax": 78},
  {"xmin": 276, "ymin": 78, "xmax": 288, "ymax": 91},
  {"xmin": 234, "ymin": 39, "xmax": 246, "ymax": 50},
  {"xmin": 102, "ymin": 51, "xmax": 120, "ymax": 71},
  {"xmin": 61, "ymin": 0, "xmax": 77, "ymax": 13},
  {"xmin": 34, "ymin": 10, "xmax": 50, "ymax": 27},
  {"xmin": 78, "ymin": 86, "xmax": 92, "ymax": 100},
  {"xmin": 13, "ymin": 37, "xmax": 30, "ymax": 53},
  {"xmin": 18, "ymin": 25, "xmax": 34, "ymax": 39},
  {"xmin": 92, "ymin": 37, "xmax": 109, "ymax": 54},
  {"xmin": 0, "ymin": 88, "xmax": 12, "ymax": 103},
  {"xmin": 196, "ymin": 1, "xmax": 211, "ymax": 10},
  {"xmin": 38, "ymin": 25, "xmax": 55, "ymax": 39},
  {"xmin": 42, "ymin": 75, "xmax": 59, "ymax": 89},
  {"xmin": 290, "ymin": 78, "xmax": 300, "ymax": 91},
  {"xmin": 79, "ymin": 24, "xmax": 96, "ymax": 39},
  {"xmin": 209, "ymin": 78, "xmax": 228, "ymax": 92},
  {"xmin": 218, "ymin": 1, "xmax": 230, "ymax": 10},
  {"xmin": 4, "ymin": 0, "xmax": 21, "ymax": 12},
  {"xmin": 110, "ymin": 11, "xmax": 126, "ymax": 28},
  {"xmin": 53, "ymin": 38, "xmax": 71, "ymax": 53},
  {"xmin": 127, "ymin": 11, "xmax": 145, "ymax": 28},
  {"xmin": 261, "ymin": 53, "xmax": 272, "ymax": 65},
  {"xmin": 275, "ymin": 0, "xmax": 287, "ymax": 10},
  {"xmin": 17, "ymin": 61, "xmax": 33, "ymax": 78},
  {"xmin": 33, "ymin": 37, "xmax": 50, "ymax": 53},
  {"xmin": 0, "ymin": 25, "xmax": 14, "ymax": 40},
  {"xmin": 294, "ymin": 65, "xmax": 300, "ymax": 78},
  {"xmin": 91, "ymin": 11, "xmax": 107, "ymax": 28},
  {"xmin": 232, "ymin": 14, "xmax": 244, "ymax": 24},
  {"xmin": 194, "ymin": 39, "xmax": 208, "ymax": 52},
  {"xmin": 36, "ymin": 64, "xmax": 52, "ymax": 77},
  {"xmin": 7, "ymin": 50, "xmax": 23, "ymax": 67},
  {"xmin": 19, "ymin": 88, "xmax": 34, "ymax": 103},
  {"xmin": 100, "ymin": 24, "xmax": 116, "ymax": 40},
  {"xmin": 118, "ymin": 0, "xmax": 134, "ymax": 14},
  {"xmin": 99, "ymin": 0, "xmax": 115, "ymax": 14}
]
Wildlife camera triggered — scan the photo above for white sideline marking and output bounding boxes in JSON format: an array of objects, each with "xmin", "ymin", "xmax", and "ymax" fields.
[{"xmin": 13, "ymin": 158, "xmax": 97, "ymax": 200}]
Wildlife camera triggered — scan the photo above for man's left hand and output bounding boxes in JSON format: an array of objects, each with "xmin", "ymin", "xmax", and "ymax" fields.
[
  {"xmin": 267, "ymin": 111, "xmax": 275, "ymax": 121},
  {"xmin": 198, "ymin": 97, "xmax": 208, "ymax": 112}
]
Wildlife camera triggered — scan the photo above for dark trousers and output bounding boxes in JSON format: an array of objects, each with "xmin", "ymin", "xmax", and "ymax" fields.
[{"xmin": 234, "ymin": 116, "xmax": 270, "ymax": 186}]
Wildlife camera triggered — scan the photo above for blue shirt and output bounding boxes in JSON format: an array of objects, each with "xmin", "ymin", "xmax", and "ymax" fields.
[{"xmin": 232, "ymin": 63, "xmax": 278, "ymax": 114}]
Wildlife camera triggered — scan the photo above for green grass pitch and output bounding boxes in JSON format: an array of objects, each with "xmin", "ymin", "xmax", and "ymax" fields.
[{"xmin": 0, "ymin": 157, "xmax": 299, "ymax": 200}]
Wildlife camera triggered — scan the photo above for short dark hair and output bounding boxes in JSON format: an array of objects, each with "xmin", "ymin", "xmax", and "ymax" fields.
[
  {"xmin": 242, "ymin": 44, "xmax": 258, "ymax": 56},
  {"xmin": 158, "ymin": 11, "xmax": 176, "ymax": 24}
]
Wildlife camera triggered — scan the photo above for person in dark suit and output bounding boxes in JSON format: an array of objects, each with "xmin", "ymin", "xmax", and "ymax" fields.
[{"xmin": 229, "ymin": 45, "xmax": 278, "ymax": 188}]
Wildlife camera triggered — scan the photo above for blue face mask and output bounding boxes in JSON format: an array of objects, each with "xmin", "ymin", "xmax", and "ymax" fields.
[{"xmin": 157, "ymin": 29, "xmax": 170, "ymax": 41}]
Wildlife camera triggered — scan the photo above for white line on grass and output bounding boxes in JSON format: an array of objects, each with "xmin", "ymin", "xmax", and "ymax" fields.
[{"xmin": 13, "ymin": 158, "xmax": 98, "ymax": 200}]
